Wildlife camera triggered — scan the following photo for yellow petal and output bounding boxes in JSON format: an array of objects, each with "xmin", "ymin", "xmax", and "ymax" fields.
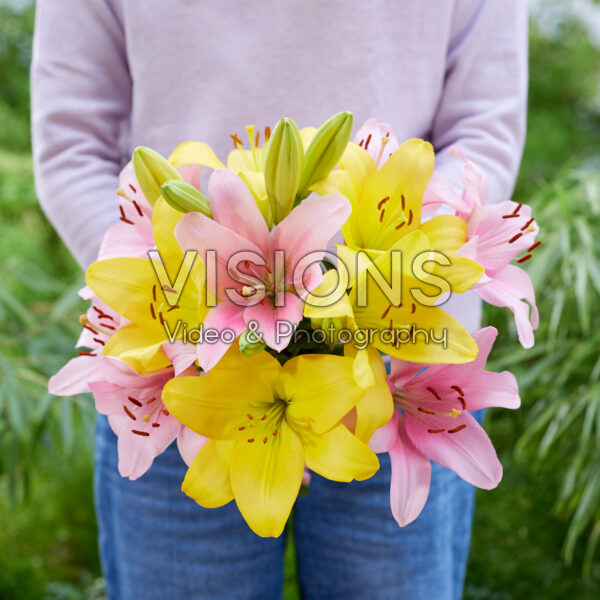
[
  {"xmin": 152, "ymin": 196, "xmax": 185, "ymax": 267},
  {"xmin": 301, "ymin": 423, "xmax": 379, "ymax": 482},
  {"xmin": 86, "ymin": 257, "xmax": 157, "ymax": 323},
  {"xmin": 237, "ymin": 170, "xmax": 273, "ymax": 227},
  {"xmin": 357, "ymin": 138, "xmax": 434, "ymax": 250},
  {"xmin": 419, "ymin": 215, "xmax": 467, "ymax": 255},
  {"xmin": 303, "ymin": 269, "xmax": 355, "ymax": 330},
  {"xmin": 169, "ymin": 141, "xmax": 225, "ymax": 170},
  {"xmin": 279, "ymin": 355, "xmax": 366, "ymax": 434},
  {"xmin": 162, "ymin": 371, "xmax": 274, "ymax": 439},
  {"xmin": 345, "ymin": 345, "xmax": 394, "ymax": 444},
  {"xmin": 182, "ymin": 440, "xmax": 235, "ymax": 508},
  {"xmin": 102, "ymin": 323, "xmax": 170, "ymax": 374},
  {"xmin": 299, "ymin": 126, "xmax": 317, "ymax": 149},
  {"xmin": 230, "ymin": 421, "xmax": 305, "ymax": 537},
  {"xmin": 339, "ymin": 141, "xmax": 376, "ymax": 185}
]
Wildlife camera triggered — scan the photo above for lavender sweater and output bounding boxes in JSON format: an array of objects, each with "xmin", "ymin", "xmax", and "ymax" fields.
[{"xmin": 31, "ymin": 0, "xmax": 528, "ymax": 331}]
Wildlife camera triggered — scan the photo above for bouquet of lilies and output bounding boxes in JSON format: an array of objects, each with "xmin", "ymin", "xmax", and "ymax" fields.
[{"xmin": 50, "ymin": 112, "xmax": 540, "ymax": 537}]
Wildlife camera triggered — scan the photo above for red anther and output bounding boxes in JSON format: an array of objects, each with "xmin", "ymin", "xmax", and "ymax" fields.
[
  {"xmin": 263, "ymin": 437, "xmax": 268, "ymax": 444},
  {"xmin": 247, "ymin": 413, "xmax": 254, "ymax": 420},
  {"xmin": 78, "ymin": 351, "xmax": 96, "ymax": 356},
  {"xmin": 119, "ymin": 205, "xmax": 134, "ymax": 225},
  {"xmin": 152, "ymin": 423, "xmax": 160, "ymax": 428},
  {"xmin": 162, "ymin": 409, "xmax": 169, "ymax": 416},
  {"xmin": 512, "ymin": 203, "xmax": 522, "ymax": 215},
  {"xmin": 457, "ymin": 396, "xmax": 466, "ymax": 409},
  {"xmin": 93, "ymin": 337, "xmax": 105, "ymax": 346},
  {"xmin": 132, "ymin": 430, "xmax": 150, "ymax": 437},
  {"xmin": 407, "ymin": 210, "xmax": 413, "ymax": 226},
  {"xmin": 508, "ymin": 232, "xmax": 523, "ymax": 244},
  {"xmin": 385, "ymin": 132, "xmax": 390, "ymax": 138},
  {"xmin": 389, "ymin": 319, "xmax": 394, "ymax": 331},
  {"xmin": 395, "ymin": 221, "xmax": 406, "ymax": 231},
  {"xmin": 150, "ymin": 303, "xmax": 156, "ymax": 319},
  {"xmin": 82, "ymin": 323, "xmax": 98, "ymax": 335},
  {"xmin": 359, "ymin": 139, "xmax": 365, "ymax": 147},
  {"xmin": 123, "ymin": 406, "xmax": 136, "ymax": 420},
  {"xmin": 528, "ymin": 241, "xmax": 542, "ymax": 252},
  {"xmin": 517, "ymin": 254, "xmax": 532, "ymax": 264},
  {"xmin": 255, "ymin": 130, "xmax": 260, "ymax": 147},
  {"xmin": 152, "ymin": 285, "xmax": 157, "ymax": 302},
  {"xmin": 261, "ymin": 414, "xmax": 267, "ymax": 421},
  {"xmin": 128, "ymin": 396, "xmax": 143, "ymax": 407},
  {"xmin": 502, "ymin": 213, "xmax": 520, "ymax": 219},
  {"xmin": 129, "ymin": 184, "xmax": 137, "ymax": 194},
  {"xmin": 379, "ymin": 209, "xmax": 385, "ymax": 222},
  {"xmin": 377, "ymin": 196, "xmax": 390, "ymax": 210},
  {"xmin": 427, "ymin": 428, "xmax": 446, "ymax": 434},
  {"xmin": 411, "ymin": 303, "xmax": 416, "ymax": 314},
  {"xmin": 448, "ymin": 424, "xmax": 467, "ymax": 434},
  {"xmin": 93, "ymin": 306, "xmax": 115, "ymax": 321},
  {"xmin": 159, "ymin": 312, "xmax": 164, "ymax": 325},
  {"xmin": 239, "ymin": 426, "xmax": 246, "ymax": 431},
  {"xmin": 426, "ymin": 386, "xmax": 441, "ymax": 400},
  {"xmin": 381, "ymin": 304, "xmax": 392, "ymax": 320},
  {"xmin": 102, "ymin": 323, "xmax": 116, "ymax": 331},
  {"xmin": 273, "ymin": 429, "xmax": 278, "ymax": 436},
  {"xmin": 451, "ymin": 384, "xmax": 465, "ymax": 396},
  {"xmin": 401, "ymin": 195, "xmax": 406, "ymax": 211},
  {"xmin": 364, "ymin": 134, "xmax": 372, "ymax": 150},
  {"xmin": 247, "ymin": 438, "xmax": 255, "ymax": 443},
  {"xmin": 520, "ymin": 217, "xmax": 535, "ymax": 230},
  {"xmin": 132, "ymin": 200, "xmax": 144, "ymax": 217},
  {"xmin": 167, "ymin": 305, "xmax": 179, "ymax": 312},
  {"xmin": 418, "ymin": 406, "xmax": 437, "ymax": 415},
  {"xmin": 146, "ymin": 397, "xmax": 157, "ymax": 404}
]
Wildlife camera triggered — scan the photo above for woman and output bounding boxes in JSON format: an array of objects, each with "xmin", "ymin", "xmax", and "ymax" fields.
[{"xmin": 32, "ymin": 1, "xmax": 527, "ymax": 598}]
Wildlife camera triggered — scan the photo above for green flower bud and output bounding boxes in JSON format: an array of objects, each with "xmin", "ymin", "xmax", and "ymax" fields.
[
  {"xmin": 239, "ymin": 329, "xmax": 266, "ymax": 357},
  {"xmin": 263, "ymin": 117, "xmax": 303, "ymax": 223},
  {"xmin": 160, "ymin": 180, "xmax": 212, "ymax": 217},
  {"xmin": 297, "ymin": 111, "xmax": 354, "ymax": 201},
  {"xmin": 132, "ymin": 146, "xmax": 181, "ymax": 206}
]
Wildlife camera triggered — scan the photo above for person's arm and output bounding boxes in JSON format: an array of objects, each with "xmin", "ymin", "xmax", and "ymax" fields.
[
  {"xmin": 31, "ymin": 0, "xmax": 132, "ymax": 269},
  {"xmin": 431, "ymin": 0, "xmax": 528, "ymax": 203}
]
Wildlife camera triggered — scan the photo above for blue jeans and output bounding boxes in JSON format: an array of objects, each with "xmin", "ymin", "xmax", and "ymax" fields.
[{"xmin": 95, "ymin": 415, "xmax": 478, "ymax": 600}]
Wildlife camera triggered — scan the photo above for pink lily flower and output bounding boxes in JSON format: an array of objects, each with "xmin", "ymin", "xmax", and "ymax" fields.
[
  {"xmin": 353, "ymin": 117, "xmax": 400, "ymax": 167},
  {"xmin": 98, "ymin": 160, "xmax": 203, "ymax": 260},
  {"xmin": 48, "ymin": 287, "xmax": 124, "ymax": 395},
  {"xmin": 175, "ymin": 169, "xmax": 351, "ymax": 370},
  {"xmin": 371, "ymin": 327, "xmax": 520, "ymax": 526},
  {"xmin": 423, "ymin": 147, "xmax": 540, "ymax": 348},
  {"xmin": 89, "ymin": 357, "xmax": 206, "ymax": 480},
  {"xmin": 49, "ymin": 289, "xmax": 206, "ymax": 479}
]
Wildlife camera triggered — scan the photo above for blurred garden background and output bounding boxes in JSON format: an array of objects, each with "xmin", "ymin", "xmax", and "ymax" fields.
[{"xmin": 1, "ymin": 0, "xmax": 600, "ymax": 598}]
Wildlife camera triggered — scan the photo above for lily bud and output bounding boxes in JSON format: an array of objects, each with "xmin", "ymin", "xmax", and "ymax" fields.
[
  {"xmin": 263, "ymin": 117, "xmax": 303, "ymax": 223},
  {"xmin": 297, "ymin": 111, "xmax": 353, "ymax": 201},
  {"xmin": 239, "ymin": 329, "xmax": 266, "ymax": 357},
  {"xmin": 132, "ymin": 146, "xmax": 181, "ymax": 206},
  {"xmin": 161, "ymin": 180, "xmax": 212, "ymax": 217}
]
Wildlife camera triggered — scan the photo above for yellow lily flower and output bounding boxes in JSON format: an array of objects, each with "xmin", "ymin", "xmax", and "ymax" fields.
[
  {"xmin": 305, "ymin": 231, "xmax": 481, "ymax": 365},
  {"xmin": 168, "ymin": 125, "xmax": 319, "ymax": 229},
  {"xmin": 162, "ymin": 350, "xmax": 379, "ymax": 537},
  {"xmin": 312, "ymin": 137, "xmax": 477, "ymax": 266},
  {"xmin": 86, "ymin": 197, "xmax": 208, "ymax": 374}
]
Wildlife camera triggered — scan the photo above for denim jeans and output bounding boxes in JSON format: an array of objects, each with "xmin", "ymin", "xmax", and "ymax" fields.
[{"xmin": 95, "ymin": 414, "xmax": 479, "ymax": 600}]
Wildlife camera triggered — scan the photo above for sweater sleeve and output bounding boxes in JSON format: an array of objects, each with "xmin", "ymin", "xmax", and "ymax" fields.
[
  {"xmin": 31, "ymin": 0, "xmax": 131, "ymax": 269},
  {"xmin": 431, "ymin": 0, "xmax": 528, "ymax": 203}
]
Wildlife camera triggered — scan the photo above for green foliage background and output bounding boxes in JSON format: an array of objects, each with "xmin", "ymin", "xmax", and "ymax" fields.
[{"xmin": 0, "ymin": 2, "xmax": 599, "ymax": 598}]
